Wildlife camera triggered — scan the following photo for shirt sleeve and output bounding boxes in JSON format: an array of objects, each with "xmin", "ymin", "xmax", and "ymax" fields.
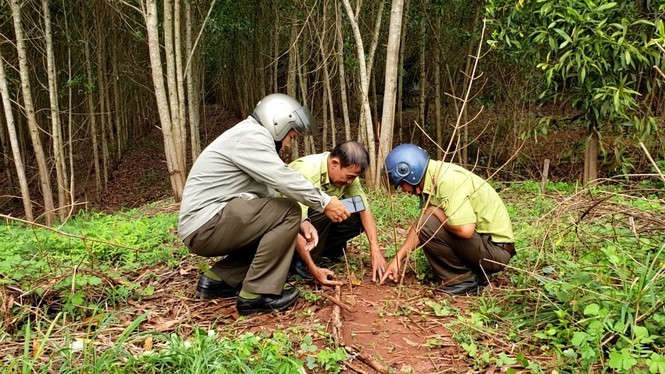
[
  {"xmin": 439, "ymin": 179, "xmax": 476, "ymax": 226},
  {"xmin": 231, "ymin": 131, "xmax": 331, "ymax": 212},
  {"xmin": 289, "ymin": 158, "xmax": 321, "ymax": 217}
]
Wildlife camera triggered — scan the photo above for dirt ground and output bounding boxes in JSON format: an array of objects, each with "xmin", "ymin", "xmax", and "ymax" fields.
[{"xmin": 132, "ymin": 248, "xmax": 497, "ymax": 373}]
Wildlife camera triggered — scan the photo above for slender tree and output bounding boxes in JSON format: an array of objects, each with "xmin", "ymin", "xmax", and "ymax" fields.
[
  {"xmin": 378, "ymin": 0, "xmax": 405, "ymax": 184},
  {"xmin": 10, "ymin": 0, "xmax": 56, "ymax": 224},
  {"xmin": 0, "ymin": 55, "xmax": 33, "ymax": 221},
  {"xmin": 143, "ymin": 0, "xmax": 186, "ymax": 200},
  {"xmin": 42, "ymin": 0, "xmax": 67, "ymax": 220},
  {"xmin": 341, "ymin": 0, "xmax": 380, "ymax": 187}
]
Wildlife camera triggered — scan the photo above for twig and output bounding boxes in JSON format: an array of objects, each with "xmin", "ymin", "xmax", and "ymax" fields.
[
  {"xmin": 639, "ymin": 142, "xmax": 665, "ymax": 183},
  {"xmin": 345, "ymin": 345, "xmax": 392, "ymax": 374},
  {"xmin": 345, "ymin": 360, "xmax": 369, "ymax": 374},
  {"xmin": 322, "ymin": 291, "xmax": 355, "ymax": 313}
]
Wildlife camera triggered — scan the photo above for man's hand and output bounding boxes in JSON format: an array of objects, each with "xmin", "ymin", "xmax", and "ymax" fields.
[
  {"xmin": 311, "ymin": 266, "xmax": 343, "ymax": 287},
  {"xmin": 380, "ymin": 257, "xmax": 401, "ymax": 285},
  {"xmin": 324, "ymin": 196, "xmax": 350, "ymax": 223},
  {"xmin": 299, "ymin": 220, "xmax": 318, "ymax": 251},
  {"xmin": 370, "ymin": 249, "xmax": 388, "ymax": 283}
]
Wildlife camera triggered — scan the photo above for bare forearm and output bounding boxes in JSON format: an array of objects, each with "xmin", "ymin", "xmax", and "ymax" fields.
[
  {"xmin": 396, "ymin": 224, "xmax": 420, "ymax": 262},
  {"xmin": 360, "ymin": 210, "xmax": 382, "ymax": 256},
  {"xmin": 425, "ymin": 206, "xmax": 475, "ymax": 239}
]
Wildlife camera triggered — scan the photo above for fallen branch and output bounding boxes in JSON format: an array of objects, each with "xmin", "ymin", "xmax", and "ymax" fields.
[
  {"xmin": 331, "ymin": 285, "xmax": 345, "ymax": 346},
  {"xmin": 322, "ymin": 291, "xmax": 355, "ymax": 313},
  {"xmin": 345, "ymin": 345, "xmax": 392, "ymax": 374}
]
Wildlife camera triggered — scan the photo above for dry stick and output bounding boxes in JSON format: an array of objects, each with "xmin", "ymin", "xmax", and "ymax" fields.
[
  {"xmin": 322, "ymin": 291, "xmax": 355, "ymax": 313},
  {"xmin": 345, "ymin": 345, "xmax": 392, "ymax": 374},
  {"xmin": 639, "ymin": 142, "xmax": 665, "ymax": 183},
  {"xmin": 0, "ymin": 213, "xmax": 146, "ymax": 252},
  {"xmin": 345, "ymin": 361, "xmax": 369, "ymax": 374},
  {"xmin": 330, "ymin": 285, "xmax": 345, "ymax": 345}
]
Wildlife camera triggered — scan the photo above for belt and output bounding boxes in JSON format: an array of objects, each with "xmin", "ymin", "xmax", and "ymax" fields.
[{"xmin": 493, "ymin": 242, "xmax": 516, "ymax": 256}]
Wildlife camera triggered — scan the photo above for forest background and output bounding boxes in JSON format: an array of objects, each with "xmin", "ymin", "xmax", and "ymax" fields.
[
  {"xmin": 0, "ymin": 0, "xmax": 664, "ymax": 372},
  {"xmin": 0, "ymin": 0, "xmax": 662, "ymax": 221}
]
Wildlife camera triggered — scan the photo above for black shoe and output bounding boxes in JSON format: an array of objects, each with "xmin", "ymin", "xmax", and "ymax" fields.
[
  {"xmin": 291, "ymin": 260, "xmax": 313, "ymax": 280},
  {"xmin": 196, "ymin": 274, "xmax": 239, "ymax": 299},
  {"xmin": 438, "ymin": 277, "xmax": 480, "ymax": 296},
  {"xmin": 236, "ymin": 288, "xmax": 300, "ymax": 316}
]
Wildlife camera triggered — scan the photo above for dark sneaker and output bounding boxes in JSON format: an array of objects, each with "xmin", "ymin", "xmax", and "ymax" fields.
[
  {"xmin": 196, "ymin": 274, "xmax": 239, "ymax": 299},
  {"xmin": 236, "ymin": 288, "xmax": 300, "ymax": 316},
  {"xmin": 438, "ymin": 277, "xmax": 481, "ymax": 296},
  {"xmin": 291, "ymin": 260, "xmax": 313, "ymax": 280}
]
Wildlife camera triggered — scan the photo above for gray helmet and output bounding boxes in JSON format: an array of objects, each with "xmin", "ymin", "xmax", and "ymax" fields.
[{"xmin": 252, "ymin": 93, "xmax": 317, "ymax": 142}]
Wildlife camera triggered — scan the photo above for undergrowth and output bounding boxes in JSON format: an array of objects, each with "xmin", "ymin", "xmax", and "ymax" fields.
[
  {"xmin": 1, "ymin": 179, "xmax": 663, "ymax": 372},
  {"xmin": 445, "ymin": 180, "xmax": 665, "ymax": 373}
]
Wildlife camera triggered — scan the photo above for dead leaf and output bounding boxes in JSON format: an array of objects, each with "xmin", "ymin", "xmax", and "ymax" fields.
[
  {"xmin": 143, "ymin": 336, "xmax": 153, "ymax": 351},
  {"xmin": 402, "ymin": 337, "xmax": 420, "ymax": 347}
]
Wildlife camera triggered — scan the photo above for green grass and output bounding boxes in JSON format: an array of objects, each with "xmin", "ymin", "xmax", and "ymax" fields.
[{"xmin": 1, "ymin": 180, "xmax": 663, "ymax": 372}]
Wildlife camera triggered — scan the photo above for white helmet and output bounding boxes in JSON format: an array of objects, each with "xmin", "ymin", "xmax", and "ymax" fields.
[{"xmin": 252, "ymin": 93, "xmax": 317, "ymax": 142}]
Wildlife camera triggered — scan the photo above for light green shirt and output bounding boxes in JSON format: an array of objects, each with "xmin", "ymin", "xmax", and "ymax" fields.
[
  {"xmin": 286, "ymin": 152, "xmax": 368, "ymax": 217},
  {"xmin": 422, "ymin": 160, "xmax": 514, "ymax": 243}
]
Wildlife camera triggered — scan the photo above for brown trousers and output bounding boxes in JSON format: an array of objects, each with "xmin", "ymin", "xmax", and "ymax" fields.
[
  {"xmin": 183, "ymin": 197, "xmax": 301, "ymax": 295},
  {"xmin": 417, "ymin": 215, "xmax": 514, "ymax": 285}
]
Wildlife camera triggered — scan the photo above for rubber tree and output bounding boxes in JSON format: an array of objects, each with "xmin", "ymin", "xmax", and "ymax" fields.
[{"xmin": 377, "ymin": 0, "xmax": 405, "ymax": 185}]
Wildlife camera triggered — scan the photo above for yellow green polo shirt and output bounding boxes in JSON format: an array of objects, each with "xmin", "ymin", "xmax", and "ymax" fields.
[
  {"xmin": 286, "ymin": 152, "xmax": 368, "ymax": 217},
  {"xmin": 421, "ymin": 160, "xmax": 514, "ymax": 243}
]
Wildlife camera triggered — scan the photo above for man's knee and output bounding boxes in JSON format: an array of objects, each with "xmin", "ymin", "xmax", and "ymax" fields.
[{"xmin": 417, "ymin": 215, "xmax": 440, "ymax": 243}]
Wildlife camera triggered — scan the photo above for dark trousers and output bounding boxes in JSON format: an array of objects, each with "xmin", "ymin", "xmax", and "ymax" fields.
[
  {"xmin": 301, "ymin": 209, "xmax": 364, "ymax": 264},
  {"xmin": 417, "ymin": 215, "xmax": 514, "ymax": 285},
  {"xmin": 183, "ymin": 197, "xmax": 301, "ymax": 295}
]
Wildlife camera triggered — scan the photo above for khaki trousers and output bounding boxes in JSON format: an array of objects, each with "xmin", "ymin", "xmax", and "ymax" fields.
[
  {"xmin": 417, "ymin": 215, "xmax": 514, "ymax": 285},
  {"xmin": 183, "ymin": 197, "xmax": 301, "ymax": 295}
]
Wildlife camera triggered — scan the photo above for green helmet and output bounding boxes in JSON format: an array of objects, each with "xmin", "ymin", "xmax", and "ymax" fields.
[{"xmin": 252, "ymin": 94, "xmax": 317, "ymax": 142}]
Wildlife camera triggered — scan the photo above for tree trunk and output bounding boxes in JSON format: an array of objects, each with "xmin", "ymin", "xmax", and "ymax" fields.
[
  {"xmin": 10, "ymin": 0, "xmax": 55, "ymax": 225},
  {"xmin": 174, "ymin": 0, "xmax": 188, "ymax": 163},
  {"xmin": 0, "ymin": 55, "xmax": 33, "ymax": 221},
  {"xmin": 186, "ymin": 0, "xmax": 201, "ymax": 161},
  {"xmin": 434, "ymin": 12, "xmax": 443, "ymax": 160},
  {"xmin": 164, "ymin": 0, "xmax": 187, "ymax": 178},
  {"xmin": 95, "ymin": 15, "xmax": 110, "ymax": 187},
  {"xmin": 335, "ymin": 1, "xmax": 352, "ymax": 142},
  {"xmin": 416, "ymin": 18, "xmax": 426, "ymax": 144},
  {"xmin": 286, "ymin": 21, "xmax": 299, "ymax": 159},
  {"xmin": 378, "ymin": 0, "xmax": 405, "ymax": 184},
  {"xmin": 144, "ymin": 0, "xmax": 186, "ymax": 200},
  {"xmin": 42, "ymin": 0, "xmax": 67, "ymax": 220},
  {"xmin": 584, "ymin": 124, "xmax": 599, "ymax": 185},
  {"xmin": 341, "ymin": 0, "xmax": 378, "ymax": 188},
  {"xmin": 397, "ymin": 0, "xmax": 408, "ymax": 144},
  {"xmin": 83, "ymin": 16, "xmax": 102, "ymax": 199},
  {"xmin": 111, "ymin": 41, "xmax": 124, "ymax": 160},
  {"xmin": 0, "ymin": 111, "xmax": 11, "ymax": 189},
  {"xmin": 459, "ymin": 1, "xmax": 482, "ymax": 167}
]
